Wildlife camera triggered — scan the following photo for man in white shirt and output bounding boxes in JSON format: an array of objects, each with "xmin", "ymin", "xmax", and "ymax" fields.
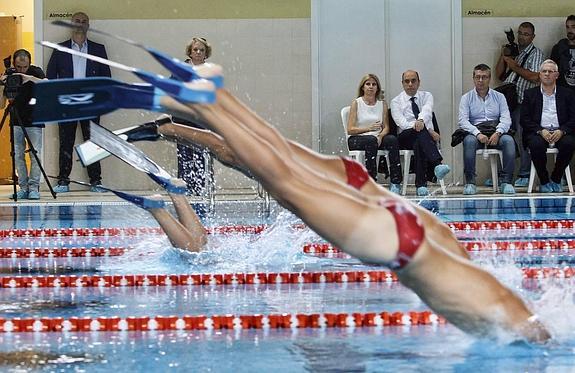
[
  {"xmin": 457, "ymin": 64, "xmax": 515, "ymax": 195},
  {"xmin": 520, "ymin": 60, "xmax": 575, "ymax": 192},
  {"xmin": 390, "ymin": 70, "xmax": 450, "ymax": 196}
]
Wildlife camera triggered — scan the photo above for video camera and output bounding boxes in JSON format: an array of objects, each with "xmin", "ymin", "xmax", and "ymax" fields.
[
  {"xmin": 1, "ymin": 55, "xmax": 22, "ymax": 100},
  {"xmin": 502, "ymin": 29, "xmax": 519, "ymax": 58}
]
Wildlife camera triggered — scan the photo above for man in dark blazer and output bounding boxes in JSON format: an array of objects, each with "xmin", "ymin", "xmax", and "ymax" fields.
[
  {"xmin": 46, "ymin": 11, "xmax": 111, "ymax": 193},
  {"xmin": 521, "ymin": 59, "xmax": 575, "ymax": 192}
]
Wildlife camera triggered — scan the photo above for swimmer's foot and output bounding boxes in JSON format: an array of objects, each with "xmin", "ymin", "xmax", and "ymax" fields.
[
  {"xmin": 192, "ymin": 63, "xmax": 224, "ymax": 88},
  {"xmin": 124, "ymin": 115, "xmax": 172, "ymax": 142},
  {"xmin": 148, "ymin": 174, "xmax": 188, "ymax": 194},
  {"xmin": 113, "ymin": 190, "xmax": 166, "ymax": 209},
  {"xmin": 165, "ymin": 178, "xmax": 189, "ymax": 196},
  {"xmin": 135, "ymin": 72, "xmax": 216, "ymax": 104}
]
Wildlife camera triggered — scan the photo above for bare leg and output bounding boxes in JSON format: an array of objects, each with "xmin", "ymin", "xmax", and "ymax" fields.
[
  {"xmin": 184, "ymin": 103, "xmax": 398, "ymax": 263},
  {"xmin": 146, "ymin": 195, "xmax": 204, "ymax": 253},
  {"xmin": 160, "ymin": 122, "xmax": 240, "ymax": 168},
  {"xmin": 160, "ymin": 98, "xmax": 470, "ymax": 260},
  {"xmin": 166, "ymin": 178, "xmax": 207, "ymax": 248},
  {"xmin": 158, "ymin": 77, "xmax": 546, "ymax": 342}
]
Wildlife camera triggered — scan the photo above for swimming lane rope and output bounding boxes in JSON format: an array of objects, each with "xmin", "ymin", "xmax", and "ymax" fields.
[{"xmin": 0, "ymin": 219, "xmax": 573, "ymax": 238}]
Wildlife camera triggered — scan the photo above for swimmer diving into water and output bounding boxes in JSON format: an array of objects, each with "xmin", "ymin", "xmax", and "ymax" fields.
[{"xmin": 32, "ymin": 45, "xmax": 550, "ymax": 343}]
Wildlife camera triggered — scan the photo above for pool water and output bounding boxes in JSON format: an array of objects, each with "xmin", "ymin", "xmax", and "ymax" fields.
[{"xmin": 0, "ymin": 197, "xmax": 574, "ymax": 372}]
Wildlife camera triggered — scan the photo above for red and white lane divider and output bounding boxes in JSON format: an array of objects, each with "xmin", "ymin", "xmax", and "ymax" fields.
[
  {"xmin": 0, "ymin": 219, "xmax": 573, "ymax": 238},
  {"xmin": 0, "ymin": 271, "xmax": 399, "ymax": 288},
  {"xmin": 0, "ymin": 310, "xmax": 446, "ymax": 333},
  {"xmin": 0, "ymin": 225, "xmax": 265, "ymax": 238},
  {"xmin": 0, "ymin": 267, "xmax": 571, "ymax": 289},
  {"xmin": 447, "ymin": 219, "xmax": 574, "ymax": 232},
  {"xmin": 303, "ymin": 239, "xmax": 575, "ymax": 254},
  {"xmin": 2, "ymin": 236, "xmax": 575, "ymax": 260},
  {"xmin": 0, "ymin": 247, "xmax": 128, "ymax": 258}
]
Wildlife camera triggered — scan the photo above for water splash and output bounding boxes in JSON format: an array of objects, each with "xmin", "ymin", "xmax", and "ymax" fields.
[{"xmin": 99, "ymin": 210, "xmax": 325, "ymax": 274}]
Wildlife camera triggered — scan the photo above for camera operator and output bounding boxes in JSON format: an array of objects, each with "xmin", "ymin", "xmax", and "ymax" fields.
[
  {"xmin": 0, "ymin": 49, "xmax": 46, "ymax": 200},
  {"xmin": 495, "ymin": 22, "xmax": 544, "ymax": 188}
]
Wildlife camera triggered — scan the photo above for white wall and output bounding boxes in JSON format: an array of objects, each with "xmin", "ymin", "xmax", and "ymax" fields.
[
  {"xmin": 313, "ymin": 0, "xmax": 461, "ymax": 183},
  {"xmin": 40, "ymin": 17, "xmax": 311, "ymax": 192},
  {"xmin": 313, "ymin": 0, "xmax": 386, "ymax": 156}
]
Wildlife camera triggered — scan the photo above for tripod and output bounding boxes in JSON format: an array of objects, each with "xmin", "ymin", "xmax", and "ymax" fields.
[{"xmin": 0, "ymin": 101, "xmax": 56, "ymax": 201}]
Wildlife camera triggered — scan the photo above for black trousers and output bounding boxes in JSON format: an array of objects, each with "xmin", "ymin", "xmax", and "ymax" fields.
[
  {"xmin": 526, "ymin": 133, "xmax": 575, "ymax": 185},
  {"xmin": 58, "ymin": 119, "xmax": 101, "ymax": 185},
  {"xmin": 348, "ymin": 134, "xmax": 402, "ymax": 184},
  {"xmin": 398, "ymin": 129, "xmax": 442, "ymax": 187}
]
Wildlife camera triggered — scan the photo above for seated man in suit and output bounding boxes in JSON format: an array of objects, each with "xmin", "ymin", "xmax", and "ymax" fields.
[
  {"xmin": 521, "ymin": 59, "xmax": 575, "ymax": 192},
  {"xmin": 390, "ymin": 70, "xmax": 450, "ymax": 196},
  {"xmin": 458, "ymin": 64, "xmax": 516, "ymax": 195}
]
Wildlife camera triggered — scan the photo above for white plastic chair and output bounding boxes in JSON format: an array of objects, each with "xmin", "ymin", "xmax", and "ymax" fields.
[
  {"xmin": 341, "ymin": 106, "xmax": 445, "ymax": 195},
  {"xmin": 475, "ymin": 149, "xmax": 503, "ymax": 192},
  {"xmin": 527, "ymin": 147, "xmax": 574, "ymax": 193}
]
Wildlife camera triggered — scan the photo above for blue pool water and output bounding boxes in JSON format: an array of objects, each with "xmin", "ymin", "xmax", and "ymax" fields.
[{"xmin": 0, "ymin": 197, "xmax": 574, "ymax": 372}]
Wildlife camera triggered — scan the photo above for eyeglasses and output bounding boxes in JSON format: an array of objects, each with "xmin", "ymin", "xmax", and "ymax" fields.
[
  {"xmin": 473, "ymin": 75, "xmax": 490, "ymax": 81},
  {"xmin": 403, "ymin": 79, "xmax": 418, "ymax": 84},
  {"xmin": 517, "ymin": 31, "xmax": 533, "ymax": 37},
  {"xmin": 541, "ymin": 69, "xmax": 558, "ymax": 74}
]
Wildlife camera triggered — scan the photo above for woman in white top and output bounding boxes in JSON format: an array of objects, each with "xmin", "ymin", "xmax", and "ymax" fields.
[{"xmin": 347, "ymin": 74, "xmax": 402, "ymax": 193}]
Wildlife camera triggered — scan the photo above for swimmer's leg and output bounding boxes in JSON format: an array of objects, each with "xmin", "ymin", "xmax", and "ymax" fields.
[
  {"xmin": 212, "ymin": 90, "xmax": 357, "ymax": 187},
  {"xmin": 188, "ymin": 103, "xmax": 396, "ymax": 263},
  {"xmin": 113, "ymin": 188, "xmax": 203, "ymax": 253},
  {"xmin": 145, "ymin": 195, "xmax": 204, "ymax": 253},
  {"xmin": 164, "ymin": 178, "xmax": 207, "ymax": 249},
  {"xmin": 159, "ymin": 121, "xmax": 241, "ymax": 169}
]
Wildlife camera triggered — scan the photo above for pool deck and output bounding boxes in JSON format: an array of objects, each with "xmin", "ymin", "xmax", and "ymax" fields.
[{"xmin": 0, "ymin": 183, "xmax": 572, "ymax": 206}]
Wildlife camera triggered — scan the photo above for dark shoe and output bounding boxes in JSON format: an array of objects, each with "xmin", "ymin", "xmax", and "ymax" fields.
[{"xmin": 125, "ymin": 117, "xmax": 172, "ymax": 142}]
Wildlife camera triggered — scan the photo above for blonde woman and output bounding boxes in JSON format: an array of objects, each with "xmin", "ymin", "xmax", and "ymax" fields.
[
  {"xmin": 347, "ymin": 74, "xmax": 402, "ymax": 193},
  {"xmin": 174, "ymin": 37, "xmax": 213, "ymax": 196}
]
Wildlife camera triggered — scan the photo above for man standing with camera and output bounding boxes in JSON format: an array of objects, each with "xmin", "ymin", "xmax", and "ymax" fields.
[
  {"xmin": 495, "ymin": 22, "xmax": 544, "ymax": 188},
  {"xmin": 551, "ymin": 15, "xmax": 575, "ymax": 93},
  {"xmin": 46, "ymin": 11, "xmax": 111, "ymax": 193},
  {"xmin": 0, "ymin": 49, "xmax": 46, "ymax": 200}
]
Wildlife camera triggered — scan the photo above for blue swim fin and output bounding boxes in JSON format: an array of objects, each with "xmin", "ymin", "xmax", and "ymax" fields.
[{"xmin": 32, "ymin": 78, "xmax": 164, "ymax": 124}]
